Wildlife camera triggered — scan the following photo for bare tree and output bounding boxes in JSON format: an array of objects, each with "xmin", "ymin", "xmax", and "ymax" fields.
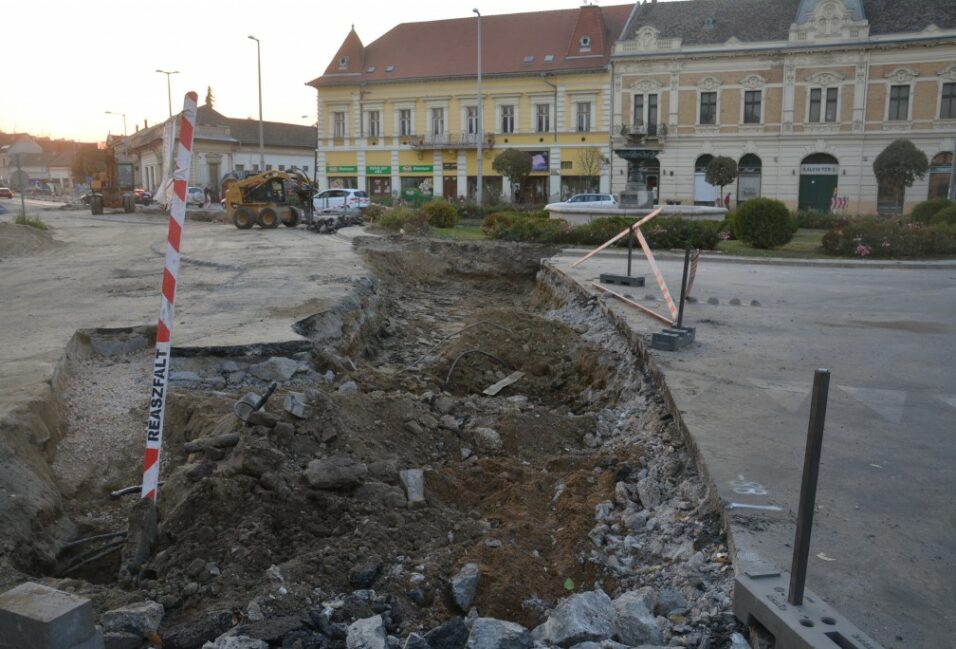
[{"xmin": 577, "ymin": 147, "xmax": 607, "ymax": 192}]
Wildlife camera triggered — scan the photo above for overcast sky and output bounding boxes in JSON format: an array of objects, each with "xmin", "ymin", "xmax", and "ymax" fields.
[{"xmin": 2, "ymin": 0, "xmax": 623, "ymax": 143}]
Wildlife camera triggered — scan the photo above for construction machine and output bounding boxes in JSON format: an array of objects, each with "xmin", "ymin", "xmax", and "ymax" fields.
[
  {"xmin": 222, "ymin": 170, "xmax": 313, "ymax": 229},
  {"xmin": 89, "ymin": 138, "xmax": 136, "ymax": 215}
]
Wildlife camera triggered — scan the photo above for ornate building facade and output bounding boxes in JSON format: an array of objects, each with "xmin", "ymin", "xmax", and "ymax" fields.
[{"xmin": 610, "ymin": 0, "xmax": 956, "ymax": 213}]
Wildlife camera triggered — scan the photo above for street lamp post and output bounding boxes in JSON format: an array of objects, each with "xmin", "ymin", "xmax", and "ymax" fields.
[
  {"xmin": 473, "ymin": 8, "xmax": 483, "ymax": 206},
  {"xmin": 248, "ymin": 35, "xmax": 265, "ymax": 172},
  {"xmin": 105, "ymin": 110, "xmax": 127, "ymax": 136},
  {"xmin": 156, "ymin": 69, "xmax": 180, "ymax": 119}
]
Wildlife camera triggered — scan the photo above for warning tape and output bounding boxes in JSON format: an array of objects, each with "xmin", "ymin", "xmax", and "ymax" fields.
[
  {"xmin": 685, "ymin": 249, "xmax": 700, "ymax": 298},
  {"xmin": 633, "ymin": 227, "xmax": 678, "ymax": 321},
  {"xmin": 141, "ymin": 91, "xmax": 198, "ymax": 502}
]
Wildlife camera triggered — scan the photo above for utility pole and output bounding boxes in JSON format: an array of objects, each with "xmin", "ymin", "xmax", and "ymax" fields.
[
  {"xmin": 949, "ymin": 137, "xmax": 956, "ymax": 201},
  {"xmin": 473, "ymin": 8, "xmax": 483, "ymax": 206},
  {"xmin": 156, "ymin": 69, "xmax": 179, "ymax": 119},
  {"xmin": 248, "ymin": 36, "xmax": 265, "ymax": 171}
]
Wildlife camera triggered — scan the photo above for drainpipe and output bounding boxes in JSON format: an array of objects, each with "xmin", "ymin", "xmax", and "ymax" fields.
[
  {"xmin": 609, "ymin": 59, "xmax": 616, "ymax": 195},
  {"xmin": 540, "ymin": 73, "xmax": 558, "ymax": 143}
]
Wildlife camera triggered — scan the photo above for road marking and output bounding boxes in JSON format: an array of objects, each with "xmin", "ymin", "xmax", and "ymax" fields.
[
  {"xmin": 750, "ymin": 379, "xmax": 811, "ymax": 413},
  {"xmin": 727, "ymin": 502, "xmax": 784, "ymax": 512},
  {"xmin": 837, "ymin": 385, "xmax": 907, "ymax": 423},
  {"xmin": 936, "ymin": 394, "xmax": 956, "ymax": 411}
]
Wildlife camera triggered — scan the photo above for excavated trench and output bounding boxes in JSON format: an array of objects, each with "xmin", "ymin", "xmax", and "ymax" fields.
[{"xmin": 10, "ymin": 238, "xmax": 741, "ymax": 648}]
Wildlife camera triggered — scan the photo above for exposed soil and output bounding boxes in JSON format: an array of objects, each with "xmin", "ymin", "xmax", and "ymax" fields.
[
  {"xmin": 0, "ymin": 222, "xmax": 63, "ymax": 257},
  {"xmin": 24, "ymin": 238, "xmax": 736, "ymax": 647}
]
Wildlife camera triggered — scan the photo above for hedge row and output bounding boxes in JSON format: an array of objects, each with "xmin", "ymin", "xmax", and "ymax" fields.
[{"xmin": 821, "ymin": 218, "xmax": 956, "ymax": 258}]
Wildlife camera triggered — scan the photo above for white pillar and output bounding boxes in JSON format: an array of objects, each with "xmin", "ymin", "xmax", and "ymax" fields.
[
  {"xmin": 457, "ymin": 150, "xmax": 467, "ymax": 199},
  {"xmin": 391, "ymin": 149, "xmax": 400, "ymax": 200},
  {"xmin": 432, "ymin": 150, "xmax": 443, "ymax": 198}
]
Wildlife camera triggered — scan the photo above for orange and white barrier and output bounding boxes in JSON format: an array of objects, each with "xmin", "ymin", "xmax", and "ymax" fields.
[
  {"xmin": 141, "ymin": 92, "xmax": 198, "ymax": 502},
  {"xmin": 685, "ymin": 249, "xmax": 701, "ymax": 298}
]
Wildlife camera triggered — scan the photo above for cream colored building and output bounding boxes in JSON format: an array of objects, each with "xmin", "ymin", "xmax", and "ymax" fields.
[{"xmin": 610, "ymin": 0, "xmax": 956, "ymax": 213}]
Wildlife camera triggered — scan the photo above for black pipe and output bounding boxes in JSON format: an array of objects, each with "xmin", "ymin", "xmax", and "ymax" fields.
[
  {"xmin": 677, "ymin": 244, "xmax": 691, "ymax": 328},
  {"xmin": 788, "ymin": 368, "xmax": 831, "ymax": 606},
  {"xmin": 627, "ymin": 225, "xmax": 634, "ymax": 277}
]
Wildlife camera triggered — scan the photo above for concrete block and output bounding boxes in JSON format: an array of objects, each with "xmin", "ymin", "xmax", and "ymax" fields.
[
  {"xmin": 733, "ymin": 569, "xmax": 884, "ymax": 649},
  {"xmin": 283, "ymin": 392, "xmax": 313, "ymax": 419},
  {"xmin": 399, "ymin": 469, "xmax": 425, "ymax": 504},
  {"xmin": 0, "ymin": 582, "xmax": 102, "ymax": 649},
  {"xmin": 599, "ymin": 273, "xmax": 646, "ymax": 287}
]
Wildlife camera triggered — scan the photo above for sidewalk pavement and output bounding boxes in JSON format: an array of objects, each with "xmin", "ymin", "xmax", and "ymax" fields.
[{"xmin": 548, "ymin": 248, "xmax": 956, "ymax": 649}]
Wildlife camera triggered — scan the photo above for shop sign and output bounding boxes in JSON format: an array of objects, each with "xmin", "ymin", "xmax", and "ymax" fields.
[
  {"xmin": 366, "ymin": 165, "xmax": 391, "ymax": 174},
  {"xmin": 442, "ymin": 162, "xmax": 458, "ymax": 171},
  {"xmin": 328, "ymin": 165, "xmax": 357, "ymax": 173},
  {"xmin": 800, "ymin": 164, "xmax": 838, "ymax": 175},
  {"xmin": 400, "ymin": 165, "xmax": 433, "ymax": 173}
]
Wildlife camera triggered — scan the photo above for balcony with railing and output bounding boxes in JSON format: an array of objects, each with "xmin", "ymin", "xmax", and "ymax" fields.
[{"xmin": 409, "ymin": 132, "xmax": 496, "ymax": 149}]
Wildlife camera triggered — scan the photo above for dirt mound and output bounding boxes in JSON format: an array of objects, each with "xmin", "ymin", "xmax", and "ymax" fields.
[{"xmin": 0, "ymin": 222, "xmax": 62, "ymax": 257}]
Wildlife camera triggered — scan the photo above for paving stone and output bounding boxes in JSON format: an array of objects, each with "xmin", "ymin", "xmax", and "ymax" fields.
[
  {"xmin": 347, "ymin": 615, "xmax": 386, "ymax": 649},
  {"xmin": 0, "ymin": 582, "xmax": 98, "ymax": 649}
]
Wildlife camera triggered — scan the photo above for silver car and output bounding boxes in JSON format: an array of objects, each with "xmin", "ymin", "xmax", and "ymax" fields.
[
  {"xmin": 313, "ymin": 188, "xmax": 370, "ymax": 214},
  {"xmin": 545, "ymin": 193, "xmax": 619, "ymax": 210},
  {"xmin": 186, "ymin": 186, "xmax": 207, "ymax": 207}
]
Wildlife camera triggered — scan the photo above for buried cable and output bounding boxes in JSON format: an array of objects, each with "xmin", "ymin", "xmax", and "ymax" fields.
[
  {"xmin": 111, "ymin": 482, "xmax": 165, "ymax": 499},
  {"xmin": 60, "ymin": 531, "xmax": 127, "ymax": 551},
  {"xmin": 444, "ymin": 349, "xmax": 512, "ymax": 389},
  {"xmin": 61, "ymin": 539, "xmax": 127, "ymax": 575},
  {"xmin": 400, "ymin": 321, "xmax": 513, "ymax": 373}
]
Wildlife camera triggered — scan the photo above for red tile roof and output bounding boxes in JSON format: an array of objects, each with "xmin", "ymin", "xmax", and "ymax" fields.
[{"xmin": 308, "ymin": 4, "xmax": 634, "ymax": 88}]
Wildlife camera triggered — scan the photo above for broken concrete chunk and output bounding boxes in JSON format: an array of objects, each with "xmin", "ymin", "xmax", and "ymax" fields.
[
  {"xmin": 611, "ymin": 591, "xmax": 663, "ymax": 646},
  {"xmin": 0, "ymin": 582, "xmax": 100, "ymax": 649},
  {"xmin": 347, "ymin": 615, "xmax": 386, "ymax": 649},
  {"xmin": 201, "ymin": 636, "xmax": 268, "ymax": 649},
  {"xmin": 249, "ymin": 357, "xmax": 298, "ymax": 382},
  {"xmin": 465, "ymin": 618, "xmax": 532, "ymax": 649},
  {"xmin": 439, "ymin": 415, "xmax": 459, "ymax": 431},
  {"xmin": 349, "ymin": 557, "xmax": 383, "ymax": 588},
  {"xmin": 482, "ymin": 371, "xmax": 525, "ymax": 396},
  {"xmin": 535, "ymin": 590, "xmax": 616, "ymax": 648},
  {"xmin": 636, "ymin": 478, "xmax": 663, "ymax": 509},
  {"xmin": 424, "ymin": 616, "xmax": 469, "ymax": 649},
  {"xmin": 338, "ymin": 380, "xmax": 360, "ymax": 395},
  {"xmin": 284, "ymin": 392, "xmax": 314, "ymax": 419},
  {"xmin": 403, "ymin": 632, "xmax": 430, "ymax": 649},
  {"xmin": 451, "ymin": 563, "xmax": 480, "ymax": 611},
  {"xmin": 399, "ymin": 469, "xmax": 425, "ymax": 504},
  {"xmin": 305, "ymin": 456, "xmax": 368, "ymax": 489},
  {"xmin": 473, "ymin": 428, "xmax": 502, "ymax": 453}
]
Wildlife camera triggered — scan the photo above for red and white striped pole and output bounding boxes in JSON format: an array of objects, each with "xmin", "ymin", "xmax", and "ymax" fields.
[{"xmin": 142, "ymin": 91, "xmax": 198, "ymax": 502}]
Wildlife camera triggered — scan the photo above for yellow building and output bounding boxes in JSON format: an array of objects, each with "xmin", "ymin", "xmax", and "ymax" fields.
[
  {"xmin": 307, "ymin": 5, "xmax": 632, "ymax": 203},
  {"xmin": 610, "ymin": 0, "xmax": 956, "ymax": 213}
]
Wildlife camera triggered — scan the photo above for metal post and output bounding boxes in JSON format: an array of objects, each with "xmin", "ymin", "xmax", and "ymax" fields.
[
  {"xmin": 473, "ymin": 8, "xmax": 482, "ymax": 206},
  {"xmin": 626, "ymin": 225, "xmax": 634, "ymax": 277},
  {"xmin": 788, "ymin": 368, "xmax": 831, "ymax": 606},
  {"xmin": 15, "ymin": 153, "xmax": 26, "ymax": 219},
  {"xmin": 156, "ymin": 70, "xmax": 179, "ymax": 119},
  {"xmin": 677, "ymin": 244, "xmax": 691, "ymax": 328},
  {"xmin": 948, "ymin": 136, "xmax": 956, "ymax": 202},
  {"xmin": 249, "ymin": 35, "xmax": 265, "ymax": 171}
]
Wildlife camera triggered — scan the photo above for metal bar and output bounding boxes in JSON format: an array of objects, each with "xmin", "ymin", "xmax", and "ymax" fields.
[
  {"xmin": 788, "ymin": 368, "xmax": 831, "ymax": 606},
  {"xmin": 627, "ymin": 226, "xmax": 633, "ymax": 276},
  {"xmin": 677, "ymin": 245, "xmax": 691, "ymax": 328},
  {"xmin": 591, "ymin": 282, "xmax": 675, "ymax": 325}
]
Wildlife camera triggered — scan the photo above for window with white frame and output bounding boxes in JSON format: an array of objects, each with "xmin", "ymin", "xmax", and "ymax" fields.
[
  {"xmin": 942, "ymin": 83, "xmax": 956, "ymax": 119},
  {"xmin": 576, "ymin": 102, "xmax": 591, "ymax": 132},
  {"xmin": 699, "ymin": 92, "xmax": 717, "ymax": 125},
  {"xmin": 743, "ymin": 90, "xmax": 761, "ymax": 124},
  {"xmin": 398, "ymin": 109, "xmax": 412, "ymax": 136},
  {"xmin": 535, "ymin": 104, "xmax": 550, "ymax": 133},
  {"xmin": 466, "ymin": 106, "xmax": 479, "ymax": 134},
  {"xmin": 367, "ymin": 110, "xmax": 380, "ymax": 137},
  {"xmin": 888, "ymin": 85, "xmax": 909, "ymax": 121},
  {"xmin": 809, "ymin": 87, "xmax": 838, "ymax": 122},
  {"xmin": 430, "ymin": 107, "xmax": 445, "ymax": 135},
  {"xmin": 501, "ymin": 105, "xmax": 515, "ymax": 133},
  {"xmin": 333, "ymin": 111, "xmax": 346, "ymax": 137},
  {"xmin": 633, "ymin": 93, "xmax": 658, "ymax": 128}
]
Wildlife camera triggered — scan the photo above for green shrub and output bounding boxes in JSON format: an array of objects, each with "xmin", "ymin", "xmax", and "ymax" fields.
[
  {"xmin": 908, "ymin": 198, "xmax": 952, "ymax": 224},
  {"xmin": 929, "ymin": 205, "xmax": 956, "ymax": 226},
  {"xmin": 718, "ymin": 213, "xmax": 737, "ymax": 241},
  {"xmin": 14, "ymin": 214, "xmax": 47, "ymax": 230},
  {"xmin": 377, "ymin": 207, "xmax": 429, "ymax": 234},
  {"xmin": 821, "ymin": 218, "xmax": 956, "ymax": 258},
  {"xmin": 644, "ymin": 218, "xmax": 722, "ymax": 250},
  {"xmin": 733, "ymin": 198, "xmax": 795, "ymax": 248},
  {"xmin": 489, "ymin": 213, "xmax": 571, "ymax": 243},
  {"xmin": 793, "ymin": 209, "xmax": 848, "ymax": 230},
  {"xmin": 457, "ymin": 201, "xmax": 484, "ymax": 220},
  {"xmin": 363, "ymin": 203, "xmax": 385, "ymax": 223},
  {"xmin": 422, "ymin": 199, "xmax": 459, "ymax": 228},
  {"xmin": 481, "ymin": 211, "xmax": 518, "ymax": 235},
  {"xmin": 569, "ymin": 217, "xmax": 636, "ymax": 246}
]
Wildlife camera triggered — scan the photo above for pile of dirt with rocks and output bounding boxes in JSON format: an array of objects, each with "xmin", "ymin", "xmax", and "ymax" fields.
[
  {"xmin": 23, "ymin": 238, "xmax": 741, "ymax": 649},
  {"xmin": 0, "ymin": 222, "xmax": 63, "ymax": 257}
]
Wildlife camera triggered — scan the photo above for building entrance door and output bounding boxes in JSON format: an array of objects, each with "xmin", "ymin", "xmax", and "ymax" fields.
[
  {"xmin": 798, "ymin": 153, "xmax": 839, "ymax": 212},
  {"xmin": 443, "ymin": 176, "xmax": 458, "ymax": 199}
]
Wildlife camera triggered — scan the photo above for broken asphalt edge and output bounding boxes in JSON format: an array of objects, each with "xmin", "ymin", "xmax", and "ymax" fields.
[{"xmin": 539, "ymin": 259, "xmax": 884, "ymax": 648}]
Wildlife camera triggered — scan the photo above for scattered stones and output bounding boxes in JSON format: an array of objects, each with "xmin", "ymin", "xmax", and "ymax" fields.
[
  {"xmin": 534, "ymin": 590, "xmax": 615, "ymax": 648},
  {"xmin": 163, "ymin": 610, "xmax": 235, "ymax": 649},
  {"xmin": 465, "ymin": 618, "xmax": 532, "ymax": 649},
  {"xmin": 403, "ymin": 632, "xmax": 430, "ymax": 649},
  {"xmin": 612, "ymin": 592, "xmax": 663, "ymax": 645},
  {"xmin": 451, "ymin": 563, "xmax": 480, "ymax": 611},
  {"xmin": 100, "ymin": 600, "xmax": 164, "ymax": 637},
  {"xmin": 246, "ymin": 411, "xmax": 278, "ymax": 428},
  {"xmin": 339, "ymin": 380, "xmax": 360, "ymax": 395},
  {"xmin": 305, "ymin": 456, "xmax": 368, "ymax": 489},
  {"xmin": 424, "ymin": 617, "xmax": 469, "ymax": 649},
  {"xmin": 349, "ymin": 557, "xmax": 384, "ymax": 588},
  {"xmin": 104, "ymin": 630, "xmax": 144, "ymax": 649},
  {"xmin": 201, "ymin": 636, "xmax": 268, "ymax": 649},
  {"xmin": 347, "ymin": 615, "xmax": 387, "ymax": 649},
  {"xmin": 284, "ymin": 392, "xmax": 314, "ymax": 419}
]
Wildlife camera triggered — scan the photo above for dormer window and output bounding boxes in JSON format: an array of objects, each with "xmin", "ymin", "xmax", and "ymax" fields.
[
  {"xmin": 338, "ymin": 56, "xmax": 349, "ymax": 69},
  {"xmin": 385, "ymin": 65, "xmax": 395, "ymax": 73},
  {"xmin": 523, "ymin": 55, "xmax": 534, "ymax": 64},
  {"xmin": 703, "ymin": 17, "xmax": 716, "ymax": 30},
  {"xmin": 579, "ymin": 35, "xmax": 592, "ymax": 51},
  {"xmin": 367, "ymin": 66, "xmax": 376, "ymax": 73}
]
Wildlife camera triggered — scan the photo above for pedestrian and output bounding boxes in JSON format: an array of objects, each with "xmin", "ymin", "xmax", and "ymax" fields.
[{"xmin": 724, "ymin": 192, "xmax": 731, "ymax": 209}]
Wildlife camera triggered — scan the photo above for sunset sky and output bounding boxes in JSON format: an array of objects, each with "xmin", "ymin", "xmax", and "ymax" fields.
[{"xmin": 2, "ymin": 0, "xmax": 614, "ymax": 143}]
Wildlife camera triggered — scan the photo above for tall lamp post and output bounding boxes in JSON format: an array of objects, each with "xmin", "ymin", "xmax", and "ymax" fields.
[
  {"xmin": 248, "ymin": 35, "xmax": 265, "ymax": 171},
  {"xmin": 155, "ymin": 69, "xmax": 179, "ymax": 119},
  {"xmin": 473, "ymin": 8, "xmax": 483, "ymax": 206},
  {"xmin": 105, "ymin": 110, "xmax": 127, "ymax": 136}
]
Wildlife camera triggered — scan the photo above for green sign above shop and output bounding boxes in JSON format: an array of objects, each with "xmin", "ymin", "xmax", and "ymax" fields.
[
  {"xmin": 327, "ymin": 165, "xmax": 357, "ymax": 173},
  {"xmin": 399, "ymin": 165, "xmax": 433, "ymax": 173},
  {"xmin": 366, "ymin": 165, "xmax": 391, "ymax": 175}
]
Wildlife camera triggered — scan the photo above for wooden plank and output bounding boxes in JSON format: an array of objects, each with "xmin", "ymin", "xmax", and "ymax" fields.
[{"xmin": 591, "ymin": 282, "xmax": 675, "ymax": 325}]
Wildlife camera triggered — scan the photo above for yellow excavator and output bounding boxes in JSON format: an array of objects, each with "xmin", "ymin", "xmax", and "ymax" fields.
[{"xmin": 222, "ymin": 170, "xmax": 313, "ymax": 229}]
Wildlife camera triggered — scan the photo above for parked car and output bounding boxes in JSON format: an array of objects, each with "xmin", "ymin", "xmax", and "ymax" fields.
[
  {"xmin": 313, "ymin": 188, "xmax": 369, "ymax": 214},
  {"xmin": 545, "ymin": 193, "xmax": 619, "ymax": 210},
  {"xmin": 186, "ymin": 186, "xmax": 206, "ymax": 207},
  {"xmin": 133, "ymin": 188, "xmax": 152, "ymax": 205},
  {"xmin": 0, "ymin": 187, "xmax": 13, "ymax": 199}
]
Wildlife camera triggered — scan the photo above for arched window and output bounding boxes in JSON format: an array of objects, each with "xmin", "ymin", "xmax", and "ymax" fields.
[
  {"xmin": 928, "ymin": 152, "xmax": 953, "ymax": 200},
  {"xmin": 737, "ymin": 154, "xmax": 762, "ymax": 203},
  {"xmin": 693, "ymin": 155, "xmax": 717, "ymax": 205}
]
